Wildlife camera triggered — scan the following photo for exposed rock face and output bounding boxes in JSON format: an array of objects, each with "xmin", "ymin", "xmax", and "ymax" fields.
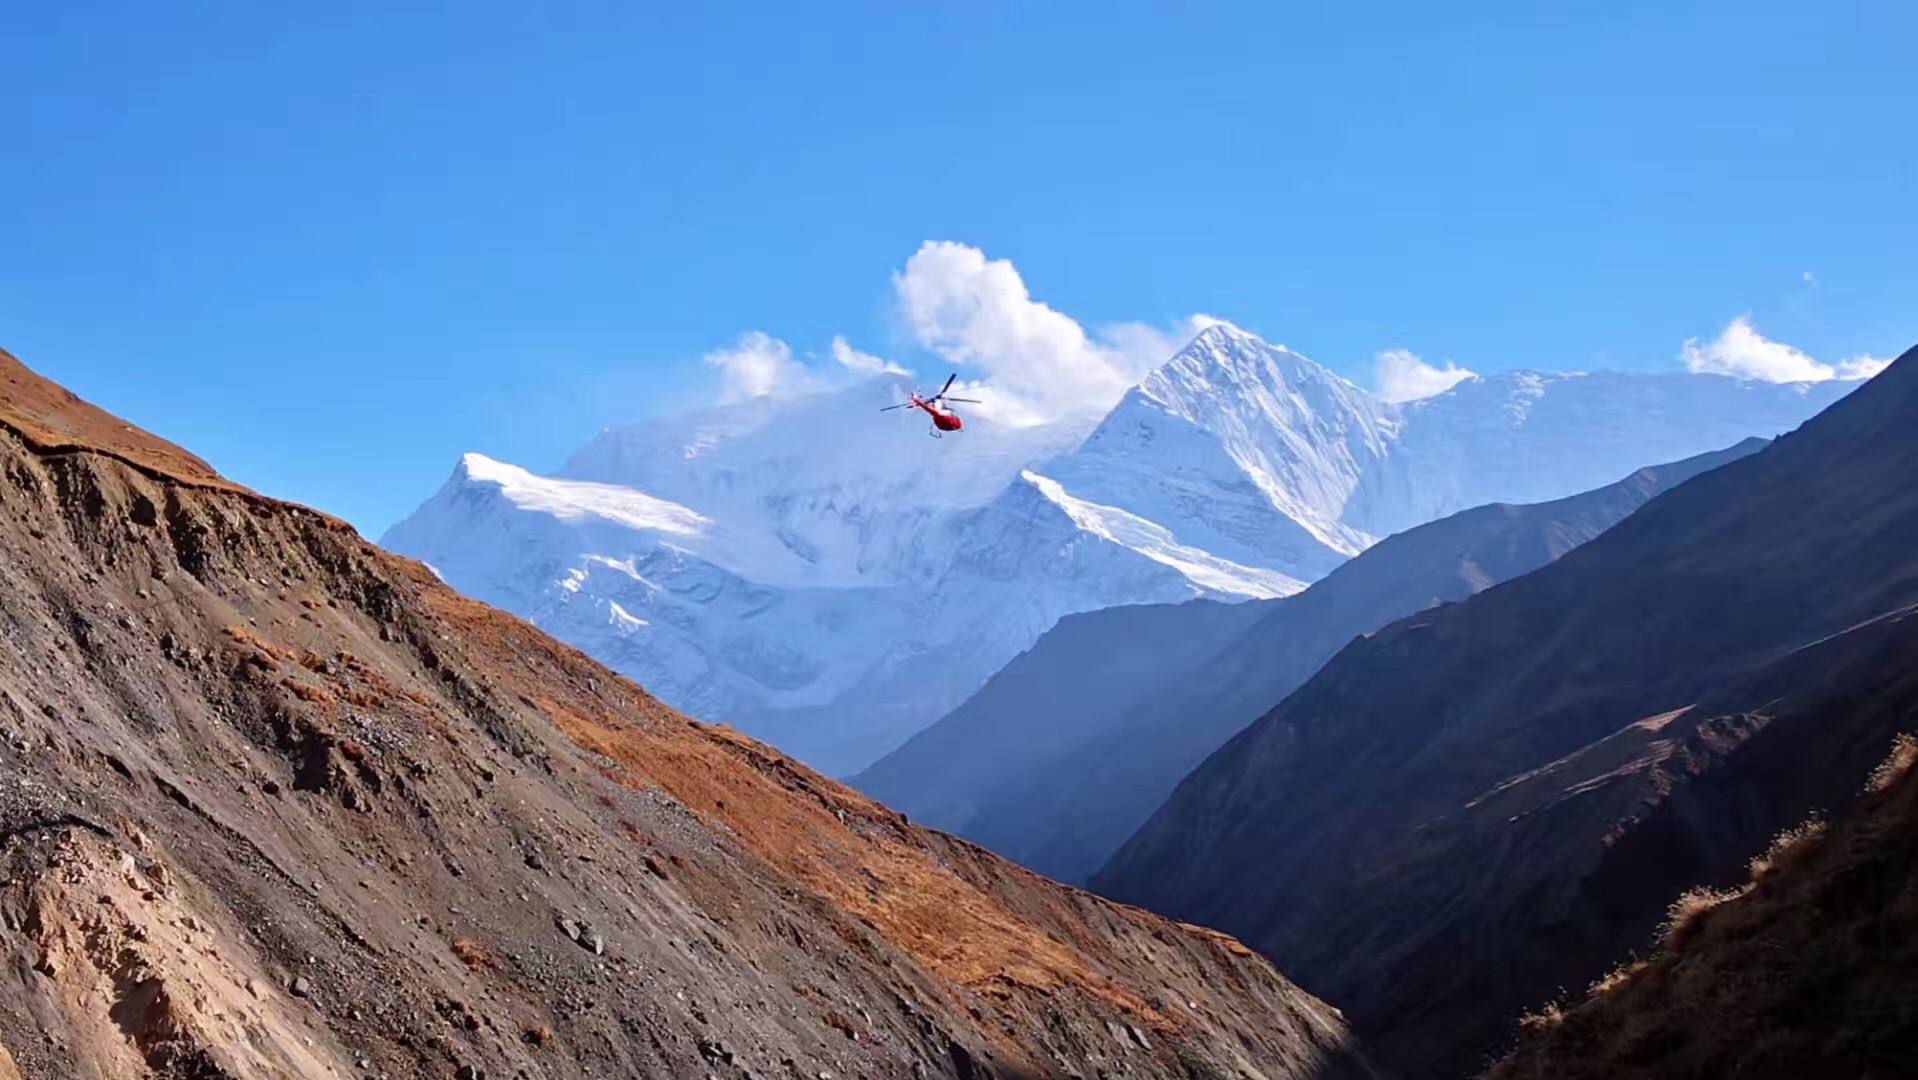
[
  {"xmin": 0, "ymin": 347, "xmax": 1383, "ymax": 1079},
  {"xmin": 1095, "ymin": 344, "xmax": 1918, "ymax": 1076},
  {"xmin": 855, "ymin": 439, "xmax": 1764, "ymax": 885},
  {"xmin": 1493, "ymin": 736, "xmax": 1918, "ymax": 1080}
]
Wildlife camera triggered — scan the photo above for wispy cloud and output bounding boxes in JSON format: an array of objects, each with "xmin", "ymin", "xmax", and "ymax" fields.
[
  {"xmin": 1680, "ymin": 316, "xmax": 1886, "ymax": 383},
  {"xmin": 830, "ymin": 335, "xmax": 908, "ymax": 376},
  {"xmin": 705, "ymin": 331, "xmax": 809, "ymax": 403},
  {"xmin": 1373, "ymin": 348, "xmax": 1477, "ymax": 403}
]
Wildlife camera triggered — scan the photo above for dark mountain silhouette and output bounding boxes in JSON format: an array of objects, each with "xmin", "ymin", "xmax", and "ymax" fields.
[
  {"xmin": 1096, "ymin": 346, "xmax": 1918, "ymax": 1076},
  {"xmin": 1494, "ymin": 733, "xmax": 1918, "ymax": 1079}
]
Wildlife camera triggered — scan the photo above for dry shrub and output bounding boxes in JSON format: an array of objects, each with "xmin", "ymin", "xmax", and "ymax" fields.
[
  {"xmin": 1587, "ymin": 959, "xmax": 1646, "ymax": 999},
  {"xmin": 451, "ymin": 938, "xmax": 490, "ymax": 970},
  {"xmin": 222, "ymin": 624, "xmax": 291, "ymax": 662},
  {"xmin": 285, "ymin": 679, "xmax": 336, "ymax": 707},
  {"xmin": 1658, "ymin": 885, "xmax": 1745, "ymax": 949},
  {"xmin": 1749, "ymin": 818, "xmax": 1828, "ymax": 880},
  {"xmin": 1866, "ymin": 732, "xmax": 1918, "ymax": 793},
  {"xmin": 1515, "ymin": 1000, "xmax": 1566, "ymax": 1034}
]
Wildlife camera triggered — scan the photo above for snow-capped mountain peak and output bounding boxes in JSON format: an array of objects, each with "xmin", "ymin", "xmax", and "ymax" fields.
[
  {"xmin": 454, "ymin": 452, "xmax": 710, "ymax": 537},
  {"xmin": 1045, "ymin": 328, "xmax": 1392, "ymax": 578},
  {"xmin": 1142, "ymin": 323, "xmax": 1361, "ymax": 408},
  {"xmin": 384, "ymin": 324, "xmax": 1858, "ymax": 775}
]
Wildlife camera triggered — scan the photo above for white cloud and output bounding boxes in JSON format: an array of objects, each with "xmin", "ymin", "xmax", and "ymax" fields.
[
  {"xmin": 1091, "ymin": 321, "xmax": 1183, "ymax": 378},
  {"xmin": 1680, "ymin": 316, "xmax": 1885, "ymax": 383},
  {"xmin": 1094, "ymin": 314, "xmax": 1248, "ymax": 380},
  {"xmin": 699, "ymin": 243, "xmax": 1219, "ymax": 416},
  {"xmin": 1836, "ymin": 354, "xmax": 1892, "ymax": 380},
  {"xmin": 705, "ymin": 331, "xmax": 807, "ymax": 403},
  {"xmin": 829, "ymin": 335, "xmax": 908, "ymax": 376},
  {"xmin": 1373, "ymin": 348, "xmax": 1477, "ymax": 404},
  {"xmin": 893, "ymin": 241, "xmax": 1203, "ymax": 424}
]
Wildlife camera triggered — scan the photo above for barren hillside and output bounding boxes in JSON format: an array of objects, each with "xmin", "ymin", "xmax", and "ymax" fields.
[{"xmin": 0, "ymin": 347, "xmax": 1382, "ymax": 1080}]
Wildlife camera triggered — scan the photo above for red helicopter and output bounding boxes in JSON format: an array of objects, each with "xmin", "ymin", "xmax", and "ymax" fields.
[{"xmin": 880, "ymin": 373, "xmax": 980, "ymax": 437}]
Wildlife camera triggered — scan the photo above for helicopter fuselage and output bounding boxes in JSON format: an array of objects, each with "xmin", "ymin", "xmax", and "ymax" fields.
[{"xmin": 913, "ymin": 397, "xmax": 963, "ymax": 431}]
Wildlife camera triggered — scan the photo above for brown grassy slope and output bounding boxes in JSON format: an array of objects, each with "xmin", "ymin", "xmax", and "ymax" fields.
[
  {"xmin": 0, "ymin": 347, "xmax": 1383, "ymax": 1080},
  {"xmin": 1492, "ymin": 736, "xmax": 1918, "ymax": 1079},
  {"xmin": 0, "ymin": 346, "xmax": 239, "ymax": 492}
]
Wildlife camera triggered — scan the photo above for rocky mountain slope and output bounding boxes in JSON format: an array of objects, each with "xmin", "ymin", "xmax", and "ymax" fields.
[
  {"xmin": 0, "ymin": 347, "xmax": 1385, "ymax": 1079},
  {"xmin": 1492, "ymin": 734, "xmax": 1918, "ymax": 1079},
  {"xmin": 1095, "ymin": 343, "xmax": 1918, "ymax": 1077},
  {"xmin": 383, "ymin": 326, "xmax": 1850, "ymax": 775},
  {"xmin": 855, "ymin": 439, "xmax": 1765, "ymax": 885}
]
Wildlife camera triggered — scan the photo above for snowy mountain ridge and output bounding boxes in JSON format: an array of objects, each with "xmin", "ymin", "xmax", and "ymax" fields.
[
  {"xmin": 383, "ymin": 324, "xmax": 1854, "ymax": 774},
  {"xmin": 1045, "ymin": 327, "xmax": 1392, "ymax": 583}
]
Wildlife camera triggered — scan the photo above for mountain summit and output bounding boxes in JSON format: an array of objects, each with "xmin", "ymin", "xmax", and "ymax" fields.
[{"xmin": 1046, "ymin": 324, "xmax": 1390, "ymax": 580}]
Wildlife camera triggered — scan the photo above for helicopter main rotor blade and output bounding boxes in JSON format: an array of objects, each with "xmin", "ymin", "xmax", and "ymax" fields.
[
  {"xmin": 878, "ymin": 403, "xmax": 914, "ymax": 411},
  {"xmin": 939, "ymin": 373, "xmax": 957, "ymax": 398},
  {"xmin": 942, "ymin": 396, "xmax": 981, "ymax": 403}
]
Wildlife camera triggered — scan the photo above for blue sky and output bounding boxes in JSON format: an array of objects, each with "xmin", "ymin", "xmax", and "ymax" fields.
[{"xmin": 4, "ymin": 1, "xmax": 1913, "ymax": 536}]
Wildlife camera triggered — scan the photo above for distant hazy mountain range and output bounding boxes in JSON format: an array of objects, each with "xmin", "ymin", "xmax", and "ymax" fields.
[{"xmin": 853, "ymin": 437, "xmax": 1766, "ymax": 884}]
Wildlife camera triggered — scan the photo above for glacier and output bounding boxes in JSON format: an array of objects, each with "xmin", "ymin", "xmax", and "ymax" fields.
[{"xmin": 382, "ymin": 324, "xmax": 1854, "ymax": 775}]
